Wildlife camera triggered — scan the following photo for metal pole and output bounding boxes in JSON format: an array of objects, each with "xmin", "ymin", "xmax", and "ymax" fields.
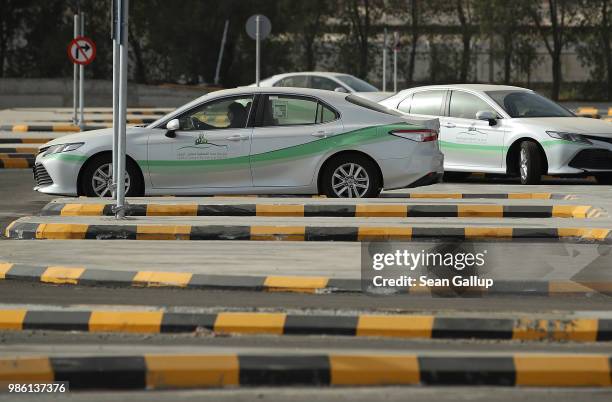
[
  {"xmin": 78, "ymin": 12, "xmax": 85, "ymax": 129},
  {"xmin": 214, "ymin": 20, "xmax": 229, "ymax": 85},
  {"xmin": 112, "ymin": 1, "xmax": 120, "ymax": 196},
  {"xmin": 73, "ymin": 14, "xmax": 79, "ymax": 125},
  {"xmin": 382, "ymin": 28, "xmax": 387, "ymax": 92},
  {"xmin": 393, "ymin": 48, "xmax": 398, "ymax": 93},
  {"xmin": 255, "ymin": 15, "xmax": 260, "ymax": 86},
  {"xmin": 116, "ymin": 0, "xmax": 128, "ymax": 218}
]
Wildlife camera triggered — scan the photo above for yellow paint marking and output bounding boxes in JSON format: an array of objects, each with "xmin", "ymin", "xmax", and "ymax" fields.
[
  {"xmin": 357, "ymin": 227, "xmax": 412, "ymax": 241},
  {"xmin": 0, "ymin": 263, "xmax": 13, "ymax": 279},
  {"xmin": 250, "ymin": 226, "xmax": 305, "ymax": 241},
  {"xmin": 576, "ymin": 106, "xmax": 599, "ymax": 115},
  {"xmin": 36, "ymin": 223, "xmax": 88, "ymax": 239},
  {"xmin": 136, "ymin": 225, "xmax": 191, "ymax": 240},
  {"xmin": 146, "ymin": 204, "xmax": 197, "ymax": 216},
  {"xmin": 264, "ymin": 276, "xmax": 329, "ymax": 293},
  {"xmin": 357, "ymin": 315, "xmax": 434, "ymax": 338},
  {"xmin": 0, "ymin": 309, "xmax": 27, "ymax": 330},
  {"xmin": 552, "ymin": 205, "xmax": 590, "ymax": 218},
  {"xmin": 22, "ymin": 138, "xmax": 52, "ymax": 144},
  {"xmin": 508, "ymin": 193, "xmax": 551, "ymax": 199},
  {"xmin": 132, "ymin": 271, "xmax": 193, "ymax": 287},
  {"xmin": 0, "ymin": 158, "xmax": 29, "ymax": 168},
  {"xmin": 330, "ymin": 355, "xmax": 419, "ymax": 385},
  {"xmin": 60, "ymin": 203, "xmax": 105, "ymax": 216},
  {"xmin": 0, "ymin": 357, "xmax": 53, "ymax": 383},
  {"xmin": 89, "ymin": 311, "xmax": 163, "ymax": 333},
  {"xmin": 40, "ymin": 266, "xmax": 85, "ymax": 285},
  {"xmin": 256, "ymin": 204, "xmax": 304, "ymax": 217},
  {"xmin": 549, "ymin": 281, "xmax": 595, "ymax": 294},
  {"xmin": 513, "ymin": 318, "xmax": 598, "ymax": 342},
  {"xmin": 514, "ymin": 354, "xmax": 611, "ymax": 386},
  {"xmin": 214, "ymin": 313, "xmax": 286, "ymax": 335},
  {"xmin": 458, "ymin": 205, "xmax": 503, "ymax": 217},
  {"xmin": 11, "ymin": 125, "xmax": 28, "ymax": 132},
  {"xmin": 52, "ymin": 124, "xmax": 80, "ymax": 132},
  {"xmin": 465, "ymin": 227, "xmax": 513, "ymax": 238},
  {"xmin": 355, "ymin": 204, "xmax": 407, "ymax": 217},
  {"xmin": 145, "ymin": 354, "xmax": 239, "ymax": 389}
]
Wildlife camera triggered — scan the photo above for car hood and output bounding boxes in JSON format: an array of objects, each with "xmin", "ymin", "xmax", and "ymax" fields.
[
  {"xmin": 39, "ymin": 127, "xmax": 146, "ymax": 149},
  {"xmin": 516, "ymin": 117, "xmax": 612, "ymax": 137},
  {"xmin": 353, "ymin": 92, "xmax": 394, "ymax": 102}
]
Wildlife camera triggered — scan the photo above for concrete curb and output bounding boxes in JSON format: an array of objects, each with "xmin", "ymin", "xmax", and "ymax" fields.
[
  {"xmin": 1, "ymin": 262, "xmax": 610, "ymax": 296},
  {"xmin": 0, "ymin": 157, "xmax": 34, "ymax": 168},
  {"xmin": 40, "ymin": 202, "xmax": 603, "ymax": 219},
  {"xmin": 0, "ymin": 308, "xmax": 610, "ymax": 341},
  {"xmin": 0, "ymin": 353, "xmax": 611, "ymax": 389},
  {"xmin": 6, "ymin": 221, "xmax": 611, "ymax": 242},
  {"xmin": 181, "ymin": 193, "xmax": 577, "ymax": 200},
  {"xmin": 0, "ymin": 124, "xmax": 109, "ymax": 132},
  {"xmin": 0, "ymin": 138, "xmax": 50, "ymax": 144}
]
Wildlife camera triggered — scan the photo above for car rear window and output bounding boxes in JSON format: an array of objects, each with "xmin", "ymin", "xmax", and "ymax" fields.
[{"xmin": 345, "ymin": 94, "xmax": 403, "ymax": 117}]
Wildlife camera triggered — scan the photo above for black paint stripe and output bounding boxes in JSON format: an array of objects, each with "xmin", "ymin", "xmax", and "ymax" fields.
[
  {"xmin": 488, "ymin": 280, "xmax": 549, "ymax": 295},
  {"xmin": 432, "ymin": 318, "xmax": 514, "ymax": 340},
  {"xmin": 190, "ymin": 225, "xmax": 251, "ymax": 240},
  {"xmin": 462, "ymin": 193, "xmax": 509, "ymax": 199},
  {"xmin": 189, "ymin": 273, "xmax": 265, "ymax": 290},
  {"xmin": 198, "ymin": 204, "xmax": 256, "ymax": 216},
  {"xmin": 305, "ymin": 226, "xmax": 358, "ymax": 241},
  {"xmin": 23, "ymin": 311, "xmax": 91, "ymax": 331},
  {"xmin": 284, "ymin": 315, "xmax": 358, "ymax": 336},
  {"xmin": 4, "ymin": 264, "xmax": 47, "ymax": 281},
  {"xmin": 304, "ymin": 205, "xmax": 356, "ymax": 217},
  {"xmin": 418, "ymin": 356, "xmax": 516, "ymax": 385},
  {"xmin": 503, "ymin": 206, "xmax": 552, "ymax": 218},
  {"xmin": 78, "ymin": 268, "xmax": 138, "ymax": 287},
  {"xmin": 412, "ymin": 227, "xmax": 466, "ymax": 239},
  {"xmin": 407, "ymin": 205, "xmax": 458, "ymax": 217},
  {"xmin": 85, "ymin": 225, "xmax": 137, "ymax": 240},
  {"xmin": 40, "ymin": 203, "xmax": 65, "ymax": 216},
  {"xmin": 326, "ymin": 278, "xmax": 363, "ymax": 292},
  {"xmin": 160, "ymin": 312, "xmax": 217, "ymax": 333},
  {"xmin": 239, "ymin": 355, "xmax": 331, "ymax": 386},
  {"xmin": 512, "ymin": 228, "xmax": 559, "ymax": 239},
  {"xmin": 50, "ymin": 356, "xmax": 147, "ymax": 389},
  {"xmin": 596, "ymin": 319, "xmax": 612, "ymax": 341},
  {"xmin": 0, "ymin": 148, "xmax": 18, "ymax": 153}
]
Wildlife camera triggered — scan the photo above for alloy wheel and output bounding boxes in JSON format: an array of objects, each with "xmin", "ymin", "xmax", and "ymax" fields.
[
  {"xmin": 331, "ymin": 162, "xmax": 370, "ymax": 198},
  {"xmin": 91, "ymin": 163, "xmax": 130, "ymax": 198}
]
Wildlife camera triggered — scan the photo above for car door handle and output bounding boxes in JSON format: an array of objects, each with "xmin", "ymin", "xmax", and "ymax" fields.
[
  {"xmin": 442, "ymin": 123, "xmax": 456, "ymax": 128},
  {"xmin": 312, "ymin": 131, "xmax": 327, "ymax": 138},
  {"xmin": 226, "ymin": 134, "xmax": 248, "ymax": 141}
]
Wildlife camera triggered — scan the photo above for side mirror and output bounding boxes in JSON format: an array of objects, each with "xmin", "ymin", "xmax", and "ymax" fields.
[
  {"xmin": 334, "ymin": 87, "xmax": 348, "ymax": 93},
  {"xmin": 165, "ymin": 119, "xmax": 180, "ymax": 138},
  {"xmin": 476, "ymin": 110, "xmax": 497, "ymax": 126}
]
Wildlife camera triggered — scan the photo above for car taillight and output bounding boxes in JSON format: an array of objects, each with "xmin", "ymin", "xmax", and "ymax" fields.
[{"xmin": 389, "ymin": 129, "xmax": 438, "ymax": 142}]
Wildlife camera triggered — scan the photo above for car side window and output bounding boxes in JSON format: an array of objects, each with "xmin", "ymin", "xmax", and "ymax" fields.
[
  {"xmin": 274, "ymin": 76, "xmax": 309, "ymax": 88},
  {"xmin": 261, "ymin": 95, "xmax": 336, "ymax": 126},
  {"xmin": 311, "ymin": 76, "xmax": 340, "ymax": 91},
  {"xmin": 397, "ymin": 94, "xmax": 413, "ymax": 113},
  {"xmin": 177, "ymin": 95, "xmax": 253, "ymax": 131},
  {"xmin": 409, "ymin": 90, "xmax": 445, "ymax": 116},
  {"xmin": 449, "ymin": 91, "xmax": 497, "ymax": 120}
]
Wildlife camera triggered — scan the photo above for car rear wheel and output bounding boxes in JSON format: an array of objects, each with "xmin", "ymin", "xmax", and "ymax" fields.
[
  {"xmin": 80, "ymin": 154, "xmax": 144, "ymax": 197},
  {"xmin": 322, "ymin": 154, "xmax": 381, "ymax": 198},
  {"xmin": 519, "ymin": 141, "xmax": 542, "ymax": 185}
]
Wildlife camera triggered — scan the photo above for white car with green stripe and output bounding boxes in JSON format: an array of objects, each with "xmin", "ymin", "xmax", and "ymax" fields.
[
  {"xmin": 380, "ymin": 84, "xmax": 612, "ymax": 184},
  {"xmin": 33, "ymin": 87, "xmax": 443, "ymax": 198}
]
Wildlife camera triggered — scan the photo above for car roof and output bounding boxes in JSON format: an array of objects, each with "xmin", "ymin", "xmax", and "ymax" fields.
[
  {"xmin": 398, "ymin": 84, "xmax": 530, "ymax": 94},
  {"xmin": 264, "ymin": 72, "xmax": 349, "ymax": 80}
]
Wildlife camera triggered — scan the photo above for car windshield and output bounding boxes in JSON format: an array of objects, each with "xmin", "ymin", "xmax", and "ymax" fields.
[
  {"xmin": 335, "ymin": 75, "xmax": 378, "ymax": 92},
  {"xmin": 486, "ymin": 90, "xmax": 574, "ymax": 118},
  {"xmin": 345, "ymin": 94, "xmax": 403, "ymax": 116}
]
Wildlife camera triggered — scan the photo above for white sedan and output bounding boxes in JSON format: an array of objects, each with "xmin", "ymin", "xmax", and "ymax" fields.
[
  {"xmin": 380, "ymin": 84, "xmax": 612, "ymax": 184},
  {"xmin": 256, "ymin": 72, "xmax": 393, "ymax": 102},
  {"xmin": 33, "ymin": 87, "xmax": 443, "ymax": 198}
]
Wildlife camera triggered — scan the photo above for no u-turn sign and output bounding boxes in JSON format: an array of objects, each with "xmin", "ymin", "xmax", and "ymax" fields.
[{"xmin": 67, "ymin": 36, "xmax": 96, "ymax": 65}]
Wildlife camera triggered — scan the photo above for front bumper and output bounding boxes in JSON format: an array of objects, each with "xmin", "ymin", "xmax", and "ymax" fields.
[{"xmin": 33, "ymin": 153, "xmax": 82, "ymax": 196}]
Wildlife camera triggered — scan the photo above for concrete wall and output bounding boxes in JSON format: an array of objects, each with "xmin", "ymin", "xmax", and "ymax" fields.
[{"xmin": 0, "ymin": 78, "xmax": 210, "ymax": 109}]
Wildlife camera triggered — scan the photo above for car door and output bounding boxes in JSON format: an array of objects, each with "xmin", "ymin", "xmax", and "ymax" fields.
[
  {"xmin": 443, "ymin": 90, "xmax": 504, "ymax": 168},
  {"xmin": 250, "ymin": 94, "xmax": 343, "ymax": 187},
  {"xmin": 147, "ymin": 95, "xmax": 255, "ymax": 189}
]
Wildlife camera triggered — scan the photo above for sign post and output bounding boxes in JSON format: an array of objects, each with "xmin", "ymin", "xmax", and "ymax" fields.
[
  {"xmin": 72, "ymin": 14, "xmax": 79, "ymax": 125},
  {"xmin": 393, "ymin": 31, "xmax": 400, "ymax": 93},
  {"xmin": 67, "ymin": 34, "xmax": 96, "ymax": 129},
  {"xmin": 382, "ymin": 28, "xmax": 387, "ymax": 92},
  {"xmin": 114, "ymin": 0, "xmax": 129, "ymax": 219},
  {"xmin": 214, "ymin": 20, "xmax": 229, "ymax": 85},
  {"xmin": 245, "ymin": 14, "xmax": 271, "ymax": 87},
  {"xmin": 79, "ymin": 12, "xmax": 85, "ymax": 129}
]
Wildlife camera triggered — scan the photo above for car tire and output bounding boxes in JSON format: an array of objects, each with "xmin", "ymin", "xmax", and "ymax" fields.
[
  {"xmin": 443, "ymin": 172, "xmax": 471, "ymax": 182},
  {"xmin": 519, "ymin": 141, "xmax": 542, "ymax": 185},
  {"xmin": 595, "ymin": 174, "xmax": 612, "ymax": 185},
  {"xmin": 322, "ymin": 154, "xmax": 381, "ymax": 198},
  {"xmin": 80, "ymin": 154, "xmax": 144, "ymax": 197}
]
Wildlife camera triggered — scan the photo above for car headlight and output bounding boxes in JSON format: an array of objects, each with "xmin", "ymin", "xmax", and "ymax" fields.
[
  {"xmin": 43, "ymin": 142, "xmax": 84, "ymax": 155},
  {"xmin": 546, "ymin": 131, "xmax": 592, "ymax": 144}
]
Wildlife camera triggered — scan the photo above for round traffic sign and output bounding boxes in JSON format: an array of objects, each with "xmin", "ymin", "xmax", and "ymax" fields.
[
  {"xmin": 67, "ymin": 36, "xmax": 96, "ymax": 65},
  {"xmin": 246, "ymin": 14, "xmax": 271, "ymax": 40}
]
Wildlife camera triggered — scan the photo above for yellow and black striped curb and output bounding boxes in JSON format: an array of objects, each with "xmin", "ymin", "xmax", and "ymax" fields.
[
  {"xmin": 1, "ymin": 308, "xmax": 611, "ymax": 342},
  {"xmin": 0, "ymin": 353, "xmax": 611, "ymax": 389},
  {"xmin": 202, "ymin": 193, "xmax": 578, "ymax": 200},
  {"xmin": 53, "ymin": 109, "xmax": 169, "ymax": 115},
  {"xmin": 0, "ymin": 147, "xmax": 37, "ymax": 153},
  {"xmin": 0, "ymin": 124, "xmax": 108, "ymax": 132},
  {"xmin": 1, "ymin": 262, "xmax": 610, "ymax": 296},
  {"xmin": 6, "ymin": 221, "xmax": 612, "ymax": 242},
  {"xmin": 0, "ymin": 138, "xmax": 51, "ymax": 144},
  {"xmin": 0, "ymin": 157, "xmax": 34, "ymax": 169},
  {"xmin": 457, "ymin": 172, "xmax": 597, "ymax": 182},
  {"xmin": 37, "ymin": 118, "xmax": 156, "ymax": 124},
  {"xmin": 41, "ymin": 202, "xmax": 603, "ymax": 219}
]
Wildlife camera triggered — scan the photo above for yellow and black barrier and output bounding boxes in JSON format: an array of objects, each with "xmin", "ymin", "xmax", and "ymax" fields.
[
  {"xmin": 1, "ymin": 262, "xmax": 610, "ymax": 296},
  {"xmin": 0, "ymin": 352, "xmax": 611, "ymax": 389},
  {"xmin": 40, "ymin": 202, "xmax": 602, "ymax": 218}
]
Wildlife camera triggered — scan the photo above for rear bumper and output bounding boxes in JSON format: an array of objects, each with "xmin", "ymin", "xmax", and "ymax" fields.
[{"xmin": 407, "ymin": 172, "xmax": 443, "ymax": 188}]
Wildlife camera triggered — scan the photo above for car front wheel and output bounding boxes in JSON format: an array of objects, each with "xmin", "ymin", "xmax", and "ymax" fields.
[
  {"xmin": 519, "ymin": 141, "xmax": 542, "ymax": 185},
  {"xmin": 80, "ymin": 154, "xmax": 144, "ymax": 197},
  {"xmin": 322, "ymin": 154, "xmax": 381, "ymax": 198}
]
